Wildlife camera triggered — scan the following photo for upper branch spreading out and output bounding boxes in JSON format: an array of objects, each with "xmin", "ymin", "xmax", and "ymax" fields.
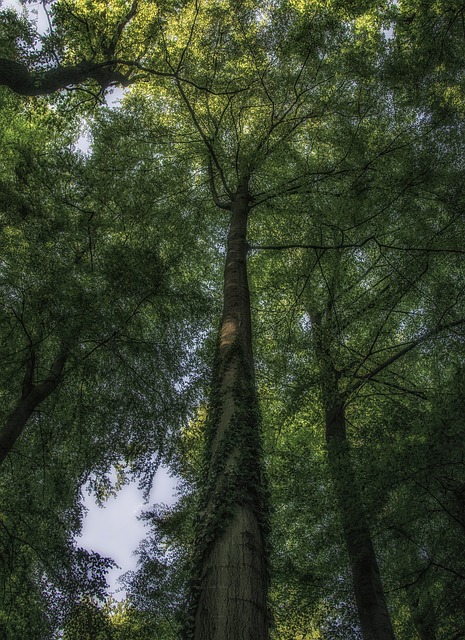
[
  {"xmin": 348, "ymin": 318, "xmax": 465, "ymax": 394},
  {"xmin": 248, "ymin": 238, "xmax": 465, "ymax": 254},
  {"xmin": 0, "ymin": 52, "xmax": 254, "ymax": 97}
]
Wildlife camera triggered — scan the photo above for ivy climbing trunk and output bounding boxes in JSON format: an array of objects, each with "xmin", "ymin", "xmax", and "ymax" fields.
[
  {"xmin": 188, "ymin": 180, "xmax": 269, "ymax": 640},
  {"xmin": 311, "ymin": 314, "xmax": 396, "ymax": 640}
]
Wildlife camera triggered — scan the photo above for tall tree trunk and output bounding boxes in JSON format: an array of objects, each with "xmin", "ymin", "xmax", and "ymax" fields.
[
  {"xmin": 0, "ymin": 346, "xmax": 68, "ymax": 466},
  {"xmin": 312, "ymin": 314, "xmax": 396, "ymax": 640},
  {"xmin": 187, "ymin": 181, "xmax": 269, "ymax": 640}
]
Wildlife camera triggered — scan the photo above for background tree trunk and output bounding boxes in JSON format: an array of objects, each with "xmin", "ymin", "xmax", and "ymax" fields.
[
  {"xmin": 312, "ymin": 314, "xmax": 396, "ymax": 640},
  {"xmin": 325, "ymin": 403, "xmax": 396, "ymax": 640}
]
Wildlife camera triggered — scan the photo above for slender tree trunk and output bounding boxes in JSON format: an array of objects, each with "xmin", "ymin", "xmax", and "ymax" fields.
[
  {"xmin": 187, "ymin": 181, "xmax": 269, "ymax": 640},
  {"xmin": 0, "ymin": 347, "xmax": 68, "ymax": 465},
  {"xmin": 312, "ymin": 314, "xmax": 396, "ymax": 640},
  {"xmin": 325, "ymin": 404, "xmax": 396, "ymax": 640},
  {"xmin": 400, "ymin": 548, "xmax": 437, "ymax": 640}
]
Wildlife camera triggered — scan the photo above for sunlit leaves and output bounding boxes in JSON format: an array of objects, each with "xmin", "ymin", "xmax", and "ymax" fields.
[{"xmin": 1, "ymin": 0, "xmax": 465, "ymax": 637}]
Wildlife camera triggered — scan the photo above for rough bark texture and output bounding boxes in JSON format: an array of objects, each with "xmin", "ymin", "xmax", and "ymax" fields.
[
  {"xmin": 0, "ymin": 58, "xmax": 128, "ymax": 96},
  {"xmin": 188, "ymin": 181, "xmax": 269, "ymax": 640},
  {"xmin": 0, "ymin": 347, "xmax": 67, "ymax": 465},
  {"xmin": 312, "ymin": 315, "xmax": 396, "ymax": 640}
]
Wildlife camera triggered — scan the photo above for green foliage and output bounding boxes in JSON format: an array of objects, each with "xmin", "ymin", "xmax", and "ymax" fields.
[
  {"xmin": 0, "ymin": 7, "xmax": 37, "ymax": 60},
  {"xmin": 0, "ymin": 36, "xmax": 212, "ymax": 637},
  {"xmin": 1, "ymin": 0, "xmax": 465, "ymax": 638}
]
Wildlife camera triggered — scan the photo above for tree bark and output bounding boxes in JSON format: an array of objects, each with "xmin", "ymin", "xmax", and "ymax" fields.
[
  {"xmin": 325, "ymin": 404, "xmax": 397, "ymax": 640},
  {"xmin": 312, "ymin": 315, "xmax": 396, "ymax": 640},
  {"xmin": 187, "ymin": 180, "xmax": 269, "ymax": 640},
  {"xmin": 0, "ymin": 346, "xmax": 68, "ymax": 465},
  {"xmin": 0, "ymin": 58, "xmax": 128, "ymax": 96}
]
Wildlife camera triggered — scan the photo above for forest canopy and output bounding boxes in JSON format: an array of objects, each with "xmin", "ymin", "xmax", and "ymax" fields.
[{"xmin": 0, "ymin": 1, "xmax": 464, "ymax": 639}]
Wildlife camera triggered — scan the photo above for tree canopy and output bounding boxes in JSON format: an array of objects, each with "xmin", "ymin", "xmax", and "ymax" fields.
[{"xmin": 0, "ymin": 1, "xmax": 464, "ymax": 638}]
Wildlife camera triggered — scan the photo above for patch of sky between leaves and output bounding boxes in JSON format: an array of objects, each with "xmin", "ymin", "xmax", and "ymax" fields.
[
  {"xmin": 75, "ymin": 87, "xmax": 127, "ymax": 154},
  {"xmin": 78, "ymin": 465, "xmax": 179, "ymax": 600},
  {"xmin": 1, "ymin": 0, "xmax": 49, "ymax": 35}
]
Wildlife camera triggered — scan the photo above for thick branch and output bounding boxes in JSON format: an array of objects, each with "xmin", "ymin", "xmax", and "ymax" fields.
[
  {"xmin": 0, "ymin": 56, "xmax": 255, "ymax": 99},
  {"xmin": 0, "ymin": 346, "xmax": 68, "ymax": 465},
  {"xmin": 208, "ymin": 157, "xmax": 231, "ymax": 209},
  {"xmin": 0, "ymin": 58, "xmax": 131, "ymax": 96}
]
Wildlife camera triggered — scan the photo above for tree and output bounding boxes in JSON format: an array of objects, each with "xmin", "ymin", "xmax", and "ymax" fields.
[
  {"xmin": 0, "ymin": 48, "xmax": 210, "ymax": 635},
  {"xmin": 1, "ymin": 1, "xmax": 464, "ymax": 639}
]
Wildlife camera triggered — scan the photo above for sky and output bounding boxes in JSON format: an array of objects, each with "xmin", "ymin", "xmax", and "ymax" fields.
[
  {"xmin": 2, "ymin": 0, "xmax": 179, "ymax": 600},
  {"xmin": 1, "ymin": 0, "xmax": 49, "ymax": 32},
  {"xmin": 79, "ymin": 467, "xmax": 178, "ymax": 599}
]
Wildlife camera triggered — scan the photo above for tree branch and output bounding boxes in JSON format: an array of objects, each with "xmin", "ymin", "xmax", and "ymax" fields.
[
  {"xmin": 349, "ymin": 318, "xmax": 465, "ymax": 394},
  {"xmin": 0, "ymin": 344, "xmax": 69, "ymax": 465},
  {"xmin": 248, "ymin": 238, "xmax": 465, "ymax": 254},
  {"xmin": 208, "ymin": 157, "xmax": 231, "ymax": 209},
  {"xmin": 174, "ymin": 76, "xmax": 233, "ymax": 199},
  {"xmin": 0, "ymin": 58, "xmax": 131, "ymax": 96}
]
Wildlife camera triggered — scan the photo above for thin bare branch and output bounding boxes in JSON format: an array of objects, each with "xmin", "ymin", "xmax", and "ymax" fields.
[
  {"xmin": 175, "ymin": 77, "xmax": 232, "ymax": 199},
  {"xmin": 248, "ymin": 237, "xmax": 465, "ymax": 254},
  {"xmin": 349, "ymin": 318, "xmax": 465, "ymax": 394}
]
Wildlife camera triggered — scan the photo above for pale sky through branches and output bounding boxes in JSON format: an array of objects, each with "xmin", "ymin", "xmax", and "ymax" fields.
[
  {"xmin": 79, "ymin": 467, "xmax": 178, "ymax": 599},
  {"xmin": 1, "ymin": 0, "xmax": 49, "ymax": 33}
]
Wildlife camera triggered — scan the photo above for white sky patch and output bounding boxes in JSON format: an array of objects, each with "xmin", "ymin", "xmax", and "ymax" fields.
[
  {"xmin": 27, "ymin": 1, "xmax": 50, "ymax": 34},
  {"xmin": 382, "ymin": 25, "xmax": 394, "ymax": 41},
  {"xmin": 1, "ymin": 0, "xmax": 50, "ymax": 35},
  {"xmin": 106, "ymin": 86, "xmax": 126, "ymax": 109},
  {"xmin": 75, "ymin": 131, "xmax": 91, "ymax": 154},
  {"xmin": 78, "ymin": 466, "xmax": 178, "ymax": 600},
  {"xmin": 0, "ymin": 0, "xmax": 20, "ymax": 8}
]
